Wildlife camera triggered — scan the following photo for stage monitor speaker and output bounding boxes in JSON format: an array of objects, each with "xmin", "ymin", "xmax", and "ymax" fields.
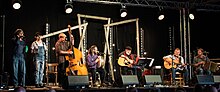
[
  {"xmin": 213, "ymin": 75, "xmax": 220, "ymax": 83},
  {"xmin": 121, "ymin": 75, "xmax": 139, "ymax": 86},
  {"xmin": 145, "ymin": 75, "xmax": 162, "ymax": 84},
  {"xmin": 67, "ymin": 75, "xmax": 89, "ymax": 88},
  {"xmin": 196, "ymin": 75, "xmax": 214, "ymax": 85}
]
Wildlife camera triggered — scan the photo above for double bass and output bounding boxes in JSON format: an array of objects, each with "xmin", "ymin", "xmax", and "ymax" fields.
[{"xmin": 65, "ymin": 25, "xmax": 88, "ymax": 76}]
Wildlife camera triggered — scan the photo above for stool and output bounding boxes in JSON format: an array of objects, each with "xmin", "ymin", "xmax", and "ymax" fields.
[
  {"xmin": 88, "ymin": 72, "xmax": 101, "ymax": 87},
  {"xmin": 174, "ymin": 72, "xmax": 185, "ymax": 86},
  {"xmin": 46, "ymin": 63, "xmax": 58, "ymax": 86}
]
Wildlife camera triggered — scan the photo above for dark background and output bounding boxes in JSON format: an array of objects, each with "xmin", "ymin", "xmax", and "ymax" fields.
[{"xmin": 0, "ymin": 0, "xmax": 220, "ymax": 85}]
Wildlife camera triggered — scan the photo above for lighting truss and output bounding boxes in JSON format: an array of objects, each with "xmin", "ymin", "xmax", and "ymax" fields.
[{"xmin": 72, "ymin": 0, "xmax": 220, "ymax": 11}]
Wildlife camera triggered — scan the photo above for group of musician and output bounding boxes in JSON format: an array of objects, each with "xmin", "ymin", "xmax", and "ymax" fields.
[
  {"xmin": 163, "ymin": 48, "xmax": 213, "ymax": 85},
  {"xmin": 11, "ymin": 27, "xmax": 214, "ymax": 88}
]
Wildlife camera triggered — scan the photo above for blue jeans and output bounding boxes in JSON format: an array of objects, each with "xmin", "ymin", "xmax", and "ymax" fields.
[
  {"xmin": 12, "ymin": 55, "xmax": 26, "ymax": 86},
  {"xmin": 195, "ymin": 67, "xmax": 211, "ymax": 75},
  {"xmin": 34, "ymin": 60, "xmax": 45, "ymax": 85}
]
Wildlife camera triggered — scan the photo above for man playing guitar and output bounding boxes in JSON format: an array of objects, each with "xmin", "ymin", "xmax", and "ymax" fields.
[
  {"xmin": 118, "ymin": 46, "xmax": 139, "ymax": 75},
  {"xmin": 163, "ymin": 48, "xmax": 189, "ymax": 85}
]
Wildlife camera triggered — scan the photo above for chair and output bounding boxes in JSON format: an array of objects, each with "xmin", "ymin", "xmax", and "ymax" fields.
[
  {"xmin": 46, "ymin": 63, "xmax": 59, "ymax": 86},
  {"xmin": 88, "ymin": 72, "xmax": 101, "ymax": 87},
  {"xmin": 173, "ymin": 72, "xmax": 185, "ymax": 86}
]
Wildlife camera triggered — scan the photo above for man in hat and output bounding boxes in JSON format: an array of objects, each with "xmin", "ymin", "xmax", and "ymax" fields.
[{"xmin": 118, "ymin": 46, "xmax": 139, "ymax": 75}]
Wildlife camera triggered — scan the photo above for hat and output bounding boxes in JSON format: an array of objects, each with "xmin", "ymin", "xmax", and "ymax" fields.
[
  {"xmin": 125, "ymin": 46, "xmax": 132, "ymax": 50},
  {"xmin": 58, "ymin": 33, "xmax": 66, "ymax": 38}
]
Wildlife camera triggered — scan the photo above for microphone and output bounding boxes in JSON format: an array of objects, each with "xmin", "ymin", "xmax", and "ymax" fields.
[{"xmin": 97, "ymin": 51, "xmax": 105, "ymax": 55}]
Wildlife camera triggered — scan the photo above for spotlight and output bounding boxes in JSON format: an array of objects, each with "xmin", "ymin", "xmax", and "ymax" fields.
[
  {"xmin": 158, "ymin": 14, "xmax": 165, "ymax": 20},
  {"xmin": 12, "ymin": 0, "xmax": 22, "ymax": 10},
  {"xmin": 189, "ymin": 13, "xmax": 194, "ymax": 20},
  {"xmin": 120, "ymin": 4, "xmax": 127, "ymax": 17},
  {"xmin": 65, "ymin": 4, "xmax": 73, "ymax": 14},
  {"xmin": 158, "ymin": 7, "xmax": 165, "ymax": 20}
]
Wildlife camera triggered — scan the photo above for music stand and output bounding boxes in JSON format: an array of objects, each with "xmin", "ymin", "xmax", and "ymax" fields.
[{"xmin": 136, "ymin": 58, "xmax": 154, "ymax": 68}]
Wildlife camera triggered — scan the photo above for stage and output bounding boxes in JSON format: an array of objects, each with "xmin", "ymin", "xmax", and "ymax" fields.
[{"xmin": 0, "ymin": 85, "xmax": 196, "ymax": 92}]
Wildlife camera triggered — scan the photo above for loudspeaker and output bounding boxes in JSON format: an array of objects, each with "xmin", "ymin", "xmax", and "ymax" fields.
[
  {"xmin": 152, "ymin": 66, "xmax": 162, "ymax": 75},
  {"xmin": 66, "ymin": 75, "xmax": 89, "ymax": 88},
  {"xmin": 145, "ymin": 75, "xmax": 162, "ymax": 84},
  {"xmin": 196, "ymin": 75, "xmax": 214, "ymax": 85},
  {"xmin": 121, "ymin": 75, "xmax": 139, "ymax": 86},
  {"xmin": 213, "ymin": 75, "xmax": 220, "ymax": 83}
]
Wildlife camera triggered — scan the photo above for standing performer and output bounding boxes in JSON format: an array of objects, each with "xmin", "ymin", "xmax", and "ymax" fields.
[
  {"xmin": 55, "ymin": 32, "xmax": 73, "ymax": 87},
  {"xmin": 31, "ymin": 32, "xmax": 48, "ymax": 88},
  {"xmin": 11, "ymin": 29, "xmax": 28, "ymax": 88}
]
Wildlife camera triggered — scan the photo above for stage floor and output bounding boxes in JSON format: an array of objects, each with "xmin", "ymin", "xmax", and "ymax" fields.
[{"xmin": 0, "ymin": 85, "xmax": 196, "ymax": 92}]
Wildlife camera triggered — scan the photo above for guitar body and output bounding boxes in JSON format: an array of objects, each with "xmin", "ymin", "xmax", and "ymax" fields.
[
  {"xmin": 118, "ymin": 57, "xmax": 133, "ymax": 67},
  {"xmin": 164, "ymin": 58, "xmax": 179, "ymax": 69}
]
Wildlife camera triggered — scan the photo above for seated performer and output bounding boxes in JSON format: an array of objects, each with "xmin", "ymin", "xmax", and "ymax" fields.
[
  {"xmin": 118, "ymin": 46, "xmax": 145, "ymax": 85},
  {"xmin": 86, "ymin": 45, "xmax": 108, "ymax": 87},
  {"xmin": 118, "ymin": 46, "xmax": 139, "ymax": 75},
  {"xmin": 163, "ymin": 48, "xmax": 189, "ymax": 85},
  {"xmin": 193, "ymin": 48, "xmax": 211, "ymax": 75}
]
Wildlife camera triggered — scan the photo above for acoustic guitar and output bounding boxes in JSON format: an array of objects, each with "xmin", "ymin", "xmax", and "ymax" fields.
[
  {"xmin": 164, "ymin": 58, "xmax": 181, "ymax": 69},
  {"xmin": 164, "ymin": 58, "xmax": 193, "ymax": 70},
  {"xmin": 118, "ymin": 57, "xmax": 134, "ymax": 67}
]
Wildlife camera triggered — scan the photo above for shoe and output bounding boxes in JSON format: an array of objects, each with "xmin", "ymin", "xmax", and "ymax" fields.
[
  {"xmin": 13, "ymin": 85, "xmax": 18, "ymax": 88},
  {"xmin": 35, "ymin": 84, "xmax": 40, "ymax": 88},
  {"xmin": 94, "ymin": 81, "xmax": 100, "ymax": 87},
  {"xmin": 101, "ymin": 83, "xmax": 107, "ymax": 87},
  {"xmin": 39, "ymin": 84, "xmax": 44, "ymax": 88}
]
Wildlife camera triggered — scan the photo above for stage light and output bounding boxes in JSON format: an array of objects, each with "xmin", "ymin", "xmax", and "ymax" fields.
[
  {"xmin": 65, "ymin": 0, "xmax": 73, "ymax": 14},
  {"xmin": 158, "ymin": 7, "xmax": 165, "ymax": 20},
  {"xmin": 65, "ymin": 4, "xmax": 73, "ymax": 14},
  {"xmin": 158, "ymin": 14, "xmax": 164, "ymax": 20},
  {"xmin": 12, "ymin": 0, "xmax": 22, "ymax": 10},
  {"xmin": 120, "ymin": 4, "xmax": 127, "ymax": 17},
  {"xmin": 189, "ymin": 13, "xmax": 194, "ymax": 20}
]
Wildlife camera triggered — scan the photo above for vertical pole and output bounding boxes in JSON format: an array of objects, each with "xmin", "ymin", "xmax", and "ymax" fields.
[
  {"xmin": 1, "ymin": 15, "xmax": 5, "ymax": 73},
  {"xmin": 45, "ymin": 23, "xmax": 50, "ymax": 63},
  {"xmin": 45, "ymin": 23, "xmax": 50, "ymax": 85},
  {"xmin": 136, "ymin": 18, "xmax": 140, "ymax": 57},
  {"xmin": 187, "ymin": 9, "xmax": 192, "ymax": 80},
  {"xmin": 140, "ymin": 28, "xmax": 144, "ymax": 57},
  {"xmin": 83, "ymin": 20, "xmax": 87, "ymax": 64},
  {"xmin": 169, "ymin": 27, "xmax": 172, "ymax": 54},
  {"xmin": 180, "ymin": 9, "xmax": 183, "ymax": 55}
]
